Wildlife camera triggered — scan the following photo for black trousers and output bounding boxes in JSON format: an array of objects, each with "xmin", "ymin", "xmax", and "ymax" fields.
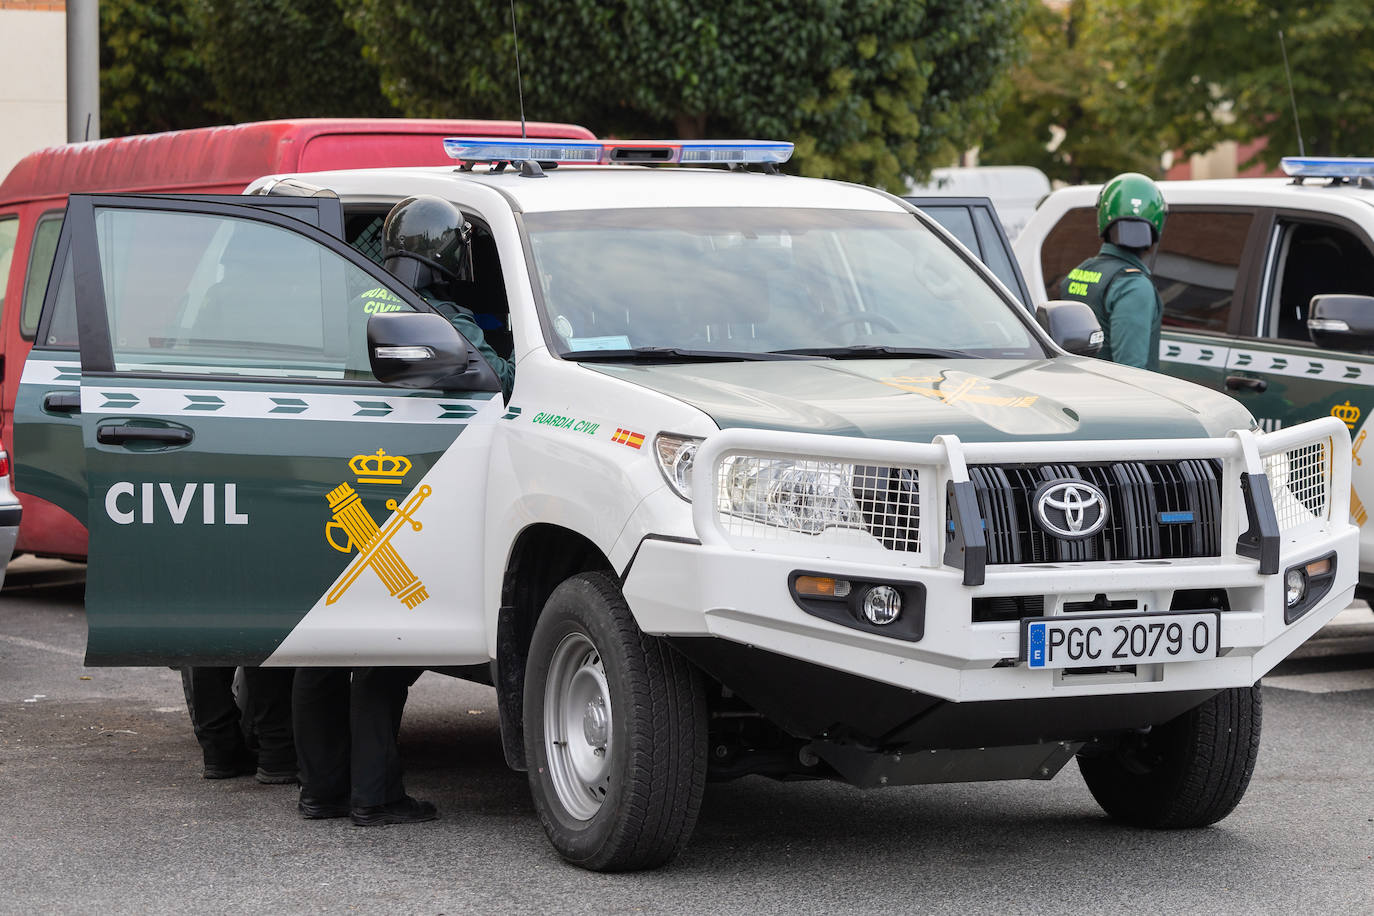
[
  {"xmin": 292, "ymin": 667, "xmax": 423, "ymax": 808},
  {"xmin": 180, "ymin": 666, "xmax": 296, "ymax": 772}
]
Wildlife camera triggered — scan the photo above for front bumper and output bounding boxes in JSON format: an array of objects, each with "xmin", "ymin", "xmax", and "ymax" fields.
[{"xmin": 623, "ymin": 417, "xmax": 1357, "ymax": 704}]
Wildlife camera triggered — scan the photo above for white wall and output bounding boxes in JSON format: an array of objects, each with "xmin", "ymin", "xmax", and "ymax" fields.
[{"xmin": 0, "ymin": 7, "xmax": 67, "ymax": 182}]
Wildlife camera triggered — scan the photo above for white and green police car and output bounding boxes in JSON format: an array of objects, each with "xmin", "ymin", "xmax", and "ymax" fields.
[
  {"xmin": 1015, "ymin": 156, "xmax": 1374, "ymax": 603},
  {"xmin": 15, "ymin": 139, "xmax": 1357, "ymax": 871}
]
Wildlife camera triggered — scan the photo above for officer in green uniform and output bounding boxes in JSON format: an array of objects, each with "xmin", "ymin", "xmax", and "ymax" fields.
[
  {"xmin": 294, "ymin": 196, "xmax": 518, "ymax": 827},
  {"xmin": 1061, "ymin": 172, "xmax": 1168, "ymax": 371},
  {"xmin": 369, "ymin": 195, "xmax": 515, "ymax": 396}
]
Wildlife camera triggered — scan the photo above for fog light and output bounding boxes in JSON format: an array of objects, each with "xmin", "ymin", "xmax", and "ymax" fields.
[
  {"xmin": 1284, "ymin": 568, "xmax": 1307, "ymax": 607},
  {"xmin": 861, "ymin": 585, "xmax": 902, "ymax": 625}
]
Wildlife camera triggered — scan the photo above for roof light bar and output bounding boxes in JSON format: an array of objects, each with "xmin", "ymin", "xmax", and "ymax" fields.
[
  {"xmin": 1280, "ymin": 156, "xmax": 1374, "ymax": 179},
  {"xmin": 443, "ymin": 138, "xmax": 603, "ymax": 164},
  {"xmin": 443, "ymin": 137, "xmax": 793, "ymax": 166}
]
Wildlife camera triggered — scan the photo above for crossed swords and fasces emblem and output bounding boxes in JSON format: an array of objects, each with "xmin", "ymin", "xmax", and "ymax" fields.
[
  {"xmin": 324, "ymin": 454, "xmax": 432, "ymax": 608},
  {"xmin": 881, "ymin": 375, "xmax": 1039, "ymax": 408}
]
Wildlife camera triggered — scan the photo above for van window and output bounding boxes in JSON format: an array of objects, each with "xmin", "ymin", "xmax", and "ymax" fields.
[
  {"xmin": 22, "ymin": 212, "xmax": 64, "ymax": 339},
  {"xmin": 0, "ymin": 215, "xmax": 17, "ymax": 320}
]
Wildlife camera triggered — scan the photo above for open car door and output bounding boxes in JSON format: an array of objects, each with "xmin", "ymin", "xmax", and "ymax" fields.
[{"xmin": 15, "ymin": 194, "xmax": 501, "ymax": 666}]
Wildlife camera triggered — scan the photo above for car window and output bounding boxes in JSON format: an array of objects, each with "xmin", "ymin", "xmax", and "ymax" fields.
[
  {"xmin": 22, "ymin": 212, "xmax": 63, "ymax": 339},
  {"xmin": 972, "ymin": 207, "xmax": 1021, "ymax": 299},
  {"xmin": 527, "ymin": 207, "xmax": 1043, "ymax": 358},
  {"xmin": 0, "ymin": 215, "xmax": 17, "ymax": 320},
  {"xmin": 1269, "ymin": 220, "xmax": 1374, "ymax": 341},
  {"xmin": 1039, "ymin": 206, "xmax": 1099, "ymax": 300},
  {"xmin": 39, "ymin": 251, "xmax": 77, "ymax": 349},
  {"xmin": 345, "ymin": 209, "xmax": 388, "ymax": 264},
  {"xmin": 920, "ymin": 205, "xmax": 979, "ymax": 254},
  {"xmin": 92, "ymin": 207, "xmax": 414, "ymax": 379},
  {"xmin": 1153, "ymin": 211, "xmax": 1253, "ymax": 333},
  {"xmin": 1039, "ymin": 206, "xmax": 1252, "ymax": 334}
]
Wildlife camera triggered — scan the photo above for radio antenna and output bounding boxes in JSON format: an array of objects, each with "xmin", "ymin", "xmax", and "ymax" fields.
[
  {"xmin": 1278, "ymin": 30, "xmax": 1305, "ymax": 156},
  {"xmin": 510, "ymin": 0, "xmax": 527, "ymax": 139}
]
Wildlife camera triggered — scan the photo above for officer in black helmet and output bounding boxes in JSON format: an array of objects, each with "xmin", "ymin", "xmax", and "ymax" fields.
[
  {"xmin": 293, "ymin": 196, "xmax": 517, "ymax": 827},
  {"xmin": 359, "ymin": 195, "xmax": 514, "ymax": 396}
]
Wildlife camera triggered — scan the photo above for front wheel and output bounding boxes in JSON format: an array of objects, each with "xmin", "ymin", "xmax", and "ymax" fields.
[
  {"xmin": 524, "ymin": 572, "xmax": 707, "ymax": 871},
  {"xmin": 1078, "ymin": 685, "xmax": 1262, "ymax": 828}
]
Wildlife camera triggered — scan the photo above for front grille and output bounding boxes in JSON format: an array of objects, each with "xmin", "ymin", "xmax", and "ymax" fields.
[{"xmin": 966, "ymin": 459, "xmax": 1223, "ymax": 564}]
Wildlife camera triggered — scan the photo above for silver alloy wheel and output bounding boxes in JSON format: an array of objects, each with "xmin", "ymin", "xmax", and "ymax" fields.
[{"xmin": 543, "ymin": 632, "xmax": 613, "ymax": 820}]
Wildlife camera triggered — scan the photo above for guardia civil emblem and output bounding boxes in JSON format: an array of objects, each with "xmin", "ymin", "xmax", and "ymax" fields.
[{"xmin": 324, "ymin": 449, "xmax": 432, "ymax": 608}]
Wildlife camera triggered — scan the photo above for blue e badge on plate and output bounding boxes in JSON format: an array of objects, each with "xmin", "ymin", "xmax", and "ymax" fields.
[{"xmin": 1027, "ymin": 622, "xmax": 1047, "ymax": 668}]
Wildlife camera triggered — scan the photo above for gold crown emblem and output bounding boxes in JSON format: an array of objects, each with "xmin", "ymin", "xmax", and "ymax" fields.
[
  {"xmin": 351, "ymin": 448, "xmax": 412, "ymax": 484},
  {"xmin": 1331, "ymin": 400, "xmax": 1361, "ymax": 428}
]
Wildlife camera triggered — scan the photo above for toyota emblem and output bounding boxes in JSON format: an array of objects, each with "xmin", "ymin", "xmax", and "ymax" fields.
[{"xmin": 1033, "ymin": 479, "xmax": 1109, "ymax": 539}]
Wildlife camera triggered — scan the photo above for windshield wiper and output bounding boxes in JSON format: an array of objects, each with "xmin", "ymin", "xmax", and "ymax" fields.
[
  {"xmin": 567, "ymin": 347, "xmax": 812, "ymax": 363},
  {"xmin": 770, "ymin": 345, "xmax": 974, "ymax": 359}
]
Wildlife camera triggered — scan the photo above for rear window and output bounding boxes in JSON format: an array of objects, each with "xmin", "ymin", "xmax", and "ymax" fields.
[
  {"xmin": 22, "ymin": 212, "xmax": 64, "ymax": 339},
  {"xmin": 0, "ymin": 215, "xmax": 17, "ymax": 320}
]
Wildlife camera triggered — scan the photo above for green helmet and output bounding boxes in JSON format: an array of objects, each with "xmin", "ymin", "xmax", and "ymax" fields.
[{"xmin": 1096, "ymin": 172, "xmax": 1167, "ymax": 245}]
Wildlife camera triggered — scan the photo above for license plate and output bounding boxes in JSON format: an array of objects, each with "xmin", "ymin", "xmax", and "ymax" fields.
[{"xmin": 1023, "ymin": 612, "xmax": 1220, "ymax": 670}]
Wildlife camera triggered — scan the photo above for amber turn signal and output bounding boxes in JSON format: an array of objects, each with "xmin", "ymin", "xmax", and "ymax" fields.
[{"xmin": 794, "ymin": 576, "xmax": 851, "ymax": 598}]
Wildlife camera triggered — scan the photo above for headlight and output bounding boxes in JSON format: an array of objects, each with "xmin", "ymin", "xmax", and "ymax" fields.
[
  {"xmin": 717, "ymin": 456, "xmax": 866, "ymax": 535},
  {"xmin": 654, "ymin": 433, "xmax": 702, "ymax": 500}
]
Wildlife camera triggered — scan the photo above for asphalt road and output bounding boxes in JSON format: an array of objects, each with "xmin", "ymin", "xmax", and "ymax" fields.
[{"xmin": 1, "ymin": 557, "xmax": 1371, "ymax": 915}]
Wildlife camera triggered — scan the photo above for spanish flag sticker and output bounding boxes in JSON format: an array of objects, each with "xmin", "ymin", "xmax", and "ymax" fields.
[{"xmin": 611, "ymin": 428, "xmax": 645, "ymax": 449}]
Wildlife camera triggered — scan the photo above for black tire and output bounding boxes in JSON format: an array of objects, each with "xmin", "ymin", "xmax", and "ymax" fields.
[
  {"xmin": 1079, "ymin": 685, "xmax": 1262, "ymax": 828},
  {"xmin": 523, "ymin": 572, "xmax": 707, "ymax": 871}
]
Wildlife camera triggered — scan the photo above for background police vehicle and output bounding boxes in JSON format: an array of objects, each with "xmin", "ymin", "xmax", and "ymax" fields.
[
  {"xmin": 14, "ymin": 137, "xmax": 1357, "ymax": 871},
  {"xmin": 1015, "ymin": 157, "xmax": 1374, "ymax": 603}
]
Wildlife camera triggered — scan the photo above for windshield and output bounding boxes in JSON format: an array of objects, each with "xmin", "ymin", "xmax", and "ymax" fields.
[{"xmin": 524, "ymin": 207, "xmax": 1046, "ymax": 360}]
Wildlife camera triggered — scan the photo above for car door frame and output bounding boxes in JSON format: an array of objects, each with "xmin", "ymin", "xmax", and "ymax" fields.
[{"xmin": 47, "ymin": 193, "xmax": 500, "ymax": 665}]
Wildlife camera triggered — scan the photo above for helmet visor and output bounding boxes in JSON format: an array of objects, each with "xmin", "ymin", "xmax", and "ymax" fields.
[{"xmin": 1110, "ymin": 218, "xmax": 1155, "ymax": 248}]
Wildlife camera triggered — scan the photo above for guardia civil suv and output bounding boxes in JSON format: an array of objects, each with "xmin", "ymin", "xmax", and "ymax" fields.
[
  {"xmin": 15, "ymin": 138, "xmax": 1357, "ymax": 871},
  {"xmin": 1015, "ymin": 157, "xmax": 1374, "ymax": 601}
]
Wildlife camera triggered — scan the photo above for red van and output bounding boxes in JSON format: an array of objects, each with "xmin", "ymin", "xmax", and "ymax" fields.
[{"xmin": 0, "ymin": 118, "xmax": 594, "ymax": 561}]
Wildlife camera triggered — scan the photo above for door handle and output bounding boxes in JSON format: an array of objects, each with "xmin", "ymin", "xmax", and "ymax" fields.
[
  {"xmin": 96, "ymin": 423, "xmax": 193, "ymax": 446},
  {"xmin": 42, "ymin": 391, "xmax": 81, "ymax": 414},
  {"xmin": 1225, "ymin": 375, "xmax": 1268, "ymax": 393}
]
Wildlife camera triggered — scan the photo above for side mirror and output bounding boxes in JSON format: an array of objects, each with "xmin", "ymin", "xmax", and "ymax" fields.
[
  {"xmin": 1036, "ymin": 300, "xmax": 1104, "ymax": 356},
  {"xmin": 1307, "ymin": 294, "xmax": 1374, "ymax": 350},
  {"xmin": 367, "ymin": 312, "xmax": 501, "ymax": 391}
]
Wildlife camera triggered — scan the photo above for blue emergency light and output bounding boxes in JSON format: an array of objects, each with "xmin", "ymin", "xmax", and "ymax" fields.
[
  {"xmin": 1280, "ymin": 156, "xmax": 1374, "ymax": 179},
  {"xmin": 443, "ymin": 137, "xmax": 794, "ymax": 166}
]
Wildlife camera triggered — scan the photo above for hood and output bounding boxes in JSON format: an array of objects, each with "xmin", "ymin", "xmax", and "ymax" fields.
[{"xmin": 588, "ymin": 357, "xmax": 1255, "ymax": 443}]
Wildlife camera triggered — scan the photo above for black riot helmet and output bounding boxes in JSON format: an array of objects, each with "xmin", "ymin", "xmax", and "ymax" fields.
[{"xmin": 381, "ymin": 195, "xmax": 473, "ymax": 294}]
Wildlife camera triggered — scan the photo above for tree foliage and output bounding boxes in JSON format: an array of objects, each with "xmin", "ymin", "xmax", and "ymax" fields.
[
  {"xmin": 192, "ymin": 0, "xmax": 395, "ymax": 122},
  {"xmin": 345, "ymin": 0, "xmax": 1027, "ymax": 190},
  {"xmin": 979, "ymin": 0, "xmax": 1161, "ymax": 184},
  {"xmin": 1102, "ymin": 0, "xmax": 1374, "ymax": 167},
  {"xmin": 101, "ymin": 0, "xmax": 220, "ymax": 137}
]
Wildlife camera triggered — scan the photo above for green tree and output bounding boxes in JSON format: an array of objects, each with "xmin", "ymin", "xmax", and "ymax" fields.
[
  {"xmin": 101, "ymin": 0, "xmax": 221, "ymax": 137},
  {"xmin": 345, "ymin": 0, "xmax": 1027, "ymax": 191},
  {"xmin": 1103, "ymin": 0, "xmax": 1374, "ymax": 167},
  {"xmin": 192, "ymin": 0, "xmax": 395, "ymax": 122},
  {"xmin": 979, "ymin": 0, "xmax": 1163, "ymax": 184}
]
